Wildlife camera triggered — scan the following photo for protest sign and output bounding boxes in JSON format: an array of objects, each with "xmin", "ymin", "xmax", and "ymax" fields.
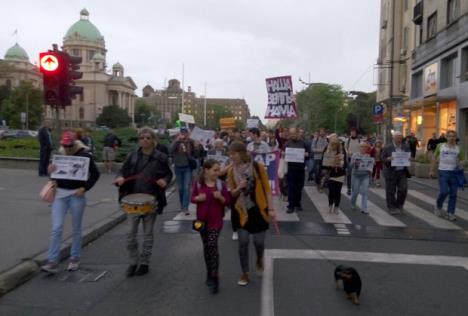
[
  {"xmin": 264, "ymin": 76, "xmax": 298, "ymax": 119},
  {"xmin": 167, "ymin": 128, "xmax": 180, "ymax": 137},
  {"xmin": 391, "ymin": 152, "xmax": 411, "ymax": 167},
  {"xmin": 190, "ymin": 126, "xmax": 216, "ymax": 146},
  {"xmin": 284, "ymin": 147, "xmax": 305, "ymax": 163},
  {"xmin": 50, "ymin": 155, "xmax": 90, "ymax": 181},
  {"xmin": 352, "ymin": 156, "xmax": 375, "ymax": 172},
  {"xmin": 179, "ymin": 113, "xmax": 195, "ymax": 124},
  {"xmin": 251, "ymin": 151, "xmax": 280, "ymax": 196},
  {"xmin": 246, "ymin": 119, "xmax": 260, "ymax": 129},
  {"xmin": 207, "ymin": 154, "xmax": 229, "ymax": 166},
  {"xmin": 219, "ymin": 117, "xmax": 235, "ymax": 129},
  {"xmin": 322, "ymin": 152, "xmax": 344, "ymax": 167}
]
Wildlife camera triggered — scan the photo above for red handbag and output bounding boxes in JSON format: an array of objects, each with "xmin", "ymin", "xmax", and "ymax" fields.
[{"xmin": 39, "ymin": 181, "xmax": 56, "ymax": 203}]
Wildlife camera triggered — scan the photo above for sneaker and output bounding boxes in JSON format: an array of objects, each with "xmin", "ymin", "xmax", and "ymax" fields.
[
  {"xmin": 232, "ymin": 232, "xmax": 239, "ymax": 240},
  {"xmin": 126, "ymin": 264, "xmax": 137, "ymax": 278},
  {"xmin": 447, "ymin": 214, "xmax": 457, "ymax": 221},
  {"xmin": 41, "ymin": 262, "xmax": 58, "ymax": 274},
  {"xmin": 237, "ymin": 273, "xmax": 250, "ymax": 286},
  {"xmin": 361, "ymin": 209, "xmax": 369, "ymax": 215},
  {"xmin": 334, "ymin": 207, "xmax": 339, "ymax": 214},
  {"xmin": 433, "ymin": 206, "xmax": 442, "ymax": 217},
  {"xmin": 135, "ymin": 264, "xmax": 149, "ymax": 276},
  {"xmin": 256, "ymin": 257, "xmax": 264, "ymax": 276},
  {"xmin": 67, "ymin": 258, "xmax": 80, "ymax": 271},
  {"xmin": 286, "ymin": 208, "xmax": 295, "ymax": 214},
  {"xmin": 184, "ymin": 209, "xmax": 190, "ymax": 216}
]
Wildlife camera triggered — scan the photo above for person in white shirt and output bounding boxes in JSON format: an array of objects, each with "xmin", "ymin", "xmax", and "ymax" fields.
[
  {"xmin": 345, "ymin": 128, "xmax": 361, "ymax": 196},
  {"xmin": 430, "ymin": 130, "xmax": 465, "ymax": 221},
  {"xmin": 246, "ymin": 128, "xmax": 271, "ymax": 154}
]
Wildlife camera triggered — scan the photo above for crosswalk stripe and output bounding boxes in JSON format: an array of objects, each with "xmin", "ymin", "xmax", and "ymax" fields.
[
  {"xmin": 341, "ymin": 188, "xmax": 406, "ymax": 227},
  {"xmin": 304, "ymin": 186, "xmax": 352, "ymax": 224},
  {"xmin": 369, "ymin": 188, "xmax": 461, "ymax": 230},
  {"xmin": 407, "ymin": 189, "xmax": 468, "ymax": 222},
  {"xmin": 172, "ymin": 197, "xmax": 300, "ymax": 222}
]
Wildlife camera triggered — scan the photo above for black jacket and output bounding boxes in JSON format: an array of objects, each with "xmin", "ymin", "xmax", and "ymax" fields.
[
  {"xmin": 55, "ymin": 148, "xmax": 100, "ymax": 191},
  {"xmin": 38, "ymin": 127, "xmax": 52, "ymax": 149},
  {"xmin": 118, "ymin": 148, "xmax": 173, "ymax": 204}
]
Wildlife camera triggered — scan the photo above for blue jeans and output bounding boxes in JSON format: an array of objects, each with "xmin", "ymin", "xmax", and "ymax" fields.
[
  {"xmin": 306, "ymin": 158, "xmax": 315, "ymax": 180},
  {"xmin": 175, "ymin": 166, "xmax": 193, "ymax": 210},
  {"xmin": 47, "ymin": 194, "xmax": 86, "ymax": 263},
  {"xmin": 351, "ymin": 173, "xmax": 370, "ymax": 212},
  {"xmin": 437, "ymin": 170, "xmax": 458, "ymax": 214}
]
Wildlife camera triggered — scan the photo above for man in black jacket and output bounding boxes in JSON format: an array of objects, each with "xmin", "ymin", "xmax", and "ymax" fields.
[
  {"xmin": 38, "ymin": 121, "xmax": 53, "ymax": 176},
  {"xmin": 114, "ymin": 127, "xmax": 173, "ymax": 277}
]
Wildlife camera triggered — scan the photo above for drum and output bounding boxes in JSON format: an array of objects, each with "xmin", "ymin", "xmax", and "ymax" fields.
[{"xmin": 120, "ymin": 193, "xmax": 156, "ymax": 215}]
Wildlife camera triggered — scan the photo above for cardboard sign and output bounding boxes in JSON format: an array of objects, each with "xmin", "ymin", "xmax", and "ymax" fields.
[
  {"xmin": 391, "ymin": 152, "xmax": 411, "ymax": 167},
  {"xmin": 246, "ymin": 119, "xmax": 260, "ymax": 129},
  {"xmin": 264, "ymin": 76, "xmax": 298, "ymax": 119},
  {"xmin": 179, "ymin": 113, "xmax": 195, "ymax": 124},
  {"xmin": 190, "ymin": 127, "xmax": 216, "ymax": 145},
  {"xmin": 50, "ymin": 155, "xmax": 90, "ymax": 181},
  {"xmin": 352, "ymin": 156, "xmax": 375, "ymax": 172},
  {"xmin": 219, "ymin": 117, "xmax": 236, "ymax": 129},
  {"xmin": 322, "ymin": 152, "xmax": 344, "ymax": 167},
  {"xmin": 284, "ymin": 147, "xmax": 305, "ymax": 163}
]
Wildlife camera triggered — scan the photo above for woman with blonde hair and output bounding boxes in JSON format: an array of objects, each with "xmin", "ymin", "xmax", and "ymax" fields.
[
  {"xmin": 226, "ymin": 141, "xmax": 276, "ymax": 286},
  {"xmin": 321, "ymin": 135, "xmax": 347, "ymax": 213}
]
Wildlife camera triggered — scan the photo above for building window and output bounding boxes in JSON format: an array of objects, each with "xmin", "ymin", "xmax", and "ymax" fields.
[
  {"xmin": 72, "ymin": 49, "xmax": 81, "ymax": 56},
  {"xmin": 79, "ymin": 107, "xmax": 84, "ymax": 120},
  {"xmin": 411, "ymin": 71, "xmax": 423, "ymax": 99},
  {"xmin": 80, "ymin": 92, "xmax": 84, "ymax": 102},
  {"xmin": 441, "ymin": 53, "xmax": 457, "ymax": 89},
  {"xmin": 87, "ymin": 50, "xmax": 95, "ymax": 61},
  {"xmin": 404, "ymin": 0, "xmax": 408, "ymax": 11},
  {"xmin": 402, "ymin": 26, "xmax": 409, "ymax": 50},
  {"xmin": 447, "ymin": 0, "xmax": 460, "ymax": 24},
  {"xmin": 427, "ymin": 12, "xmax": 437, "ymax": 40},
  {"xmin": 461, "ymin": 47, "xmax": 468, "ymax": 82}
]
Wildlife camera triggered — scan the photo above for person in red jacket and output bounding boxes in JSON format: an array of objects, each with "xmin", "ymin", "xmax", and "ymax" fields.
[{"xmin": 191, "ymin": 159, "xmax": 230, "ymax": 294}]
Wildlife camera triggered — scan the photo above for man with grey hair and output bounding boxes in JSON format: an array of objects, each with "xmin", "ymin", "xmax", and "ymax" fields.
[
  {"xmin": 381, "ymin": 131, "xmax": 411, "ymax": 214},
  {"xmin": 115, "ymin": 126, "xmax": 173, "ymax": 277}
]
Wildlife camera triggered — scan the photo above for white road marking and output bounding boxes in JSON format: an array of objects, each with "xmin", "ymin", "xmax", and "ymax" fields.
[
  {"xmin": 341, "ymin": 188, "xmax": 406, "ymax": 227},
  {"xmin": 408, "ymin": 189, "xmax": 468, "ymax": 222},
  {"xmin": 261, "ymin": 249, "xmax": 468, "ymax": 316},
  {"xmin": 370, "ymin": 188, "xmax": 461, "ymax": 230},
  {"xmin": 172, "ymin": 196, "xmax": 299, "ymax": 222},
  {"xmin": 304, "ymin": 186, "xmax": 351, "ymax": 224}
]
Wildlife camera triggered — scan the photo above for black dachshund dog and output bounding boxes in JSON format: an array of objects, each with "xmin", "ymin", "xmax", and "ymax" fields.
[{"xmin": 334, "ymin": 265, "xmax": 362, "ymax": 305}]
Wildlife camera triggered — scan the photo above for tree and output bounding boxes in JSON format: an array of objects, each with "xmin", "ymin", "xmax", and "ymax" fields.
[
  {"xmin": 345, "ymin": 91, "xmax": 377, "ymax": 135},
  {"xmin": 96, "ymin": 105, "xmax": 131, "ymax": 128},
  {"xmin": 295, "ymin": 83, "xmax": 346, "ymax": 133},
  {"xmin": 135, "ymin": 99, "xmax": 152, "ymax": 126},
  {"xmin": 0, "ymin": 81, "xmax": 43, "ymax": 129},
  {"xmin": 206, "ymin": 104, "xmax": 232, "ymax": 130}
]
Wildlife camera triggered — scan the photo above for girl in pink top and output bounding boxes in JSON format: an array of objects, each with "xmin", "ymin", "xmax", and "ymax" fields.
[{"xmin": 191, "ymin": 159, "xmax": 229, "ymax": 294}]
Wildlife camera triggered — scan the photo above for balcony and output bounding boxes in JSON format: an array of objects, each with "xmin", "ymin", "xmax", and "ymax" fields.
[{"xmin": 413, "ymin": 1, "xmax": 423, "ymax": 25}]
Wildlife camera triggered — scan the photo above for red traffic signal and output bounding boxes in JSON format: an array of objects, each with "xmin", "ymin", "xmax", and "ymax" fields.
[{"xmin": 39, "ymin": 52, "xmax": 61, "ymax": 74}]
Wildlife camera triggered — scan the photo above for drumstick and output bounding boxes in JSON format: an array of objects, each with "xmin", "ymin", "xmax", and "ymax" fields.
[{"xmin": 272, "ymin": 216, "xmax": 280, "ymax": 235}]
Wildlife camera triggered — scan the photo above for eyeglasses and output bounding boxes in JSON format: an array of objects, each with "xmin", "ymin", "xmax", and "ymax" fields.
[{"xmin": 139, "ymin": 136, "xmax": 152, "ymax": 140}]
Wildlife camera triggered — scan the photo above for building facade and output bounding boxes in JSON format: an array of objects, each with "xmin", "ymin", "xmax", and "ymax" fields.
[
  {"xmin": 44, "ymin": 9, "xmax": 137, "ymax": 127},
  {"xmin": 0, "ymin": 43, "xmax": 42, "ymax": 89},
  {"xmin": 140, "ymin": 79, "xmax": 250, "ymax": 127},
  {"xmin": 377, "ymin": 0, "xmax": 468, "ymax": 154}
]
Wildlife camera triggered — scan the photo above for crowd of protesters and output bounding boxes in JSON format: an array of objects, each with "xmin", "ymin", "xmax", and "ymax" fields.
[{"xmin": 36, "ymin": 122, "xmax": 465, "ymax": 294}]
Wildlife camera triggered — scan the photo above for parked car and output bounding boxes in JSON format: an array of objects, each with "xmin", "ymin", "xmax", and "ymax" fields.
[{"xmin": 0, "ymin": 129, "xmax": 37, "ymax": 139}]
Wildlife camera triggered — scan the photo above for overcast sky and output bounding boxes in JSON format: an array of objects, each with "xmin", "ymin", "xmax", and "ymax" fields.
[{"xmin": 1, "ymin": 0, "xmax": 380, "ymax": 118}]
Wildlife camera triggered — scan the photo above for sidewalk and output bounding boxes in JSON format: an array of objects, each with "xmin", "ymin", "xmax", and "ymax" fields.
[{"xmin": 0, "ymin": 168, "xmax": 160, "ymax": 296}]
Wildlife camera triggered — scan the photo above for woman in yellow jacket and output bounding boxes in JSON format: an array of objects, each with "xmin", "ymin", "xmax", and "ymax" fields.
[{"xmin": 226, "ymin": 141, "xmax": 276, "ymax": 286}]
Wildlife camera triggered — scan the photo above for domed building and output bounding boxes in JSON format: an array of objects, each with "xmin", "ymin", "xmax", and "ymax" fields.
[
  {"xmin": 43, "ymin": 8, "xmax": 137, "ymax": 127},
  {"xmin": 0, "ymin": 42, "xmax": 42, "ymax": 89}
]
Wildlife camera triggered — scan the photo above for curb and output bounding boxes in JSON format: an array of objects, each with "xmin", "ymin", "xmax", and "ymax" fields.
[{"xmin": 0, "ymin": 184, "xmax": 176, "ymax": 297}]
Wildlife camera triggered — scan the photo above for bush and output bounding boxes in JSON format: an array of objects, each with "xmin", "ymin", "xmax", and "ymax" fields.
[
  {"xmin": 0, "ymin": 138, "xmax": 40, "ymax": 158},
  {"xmin": 415, "ymin": 154, "xmax": 430, "ymax": 164}
]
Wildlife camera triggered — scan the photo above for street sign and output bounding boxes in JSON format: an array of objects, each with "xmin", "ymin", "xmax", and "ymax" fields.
[
  {"xmin": 372, "ymin": 103, "xmax": 384, "ymax": 124},
  {"xmin": 40, "ymin": 54, "xmax": 59, "ymax": 72}
]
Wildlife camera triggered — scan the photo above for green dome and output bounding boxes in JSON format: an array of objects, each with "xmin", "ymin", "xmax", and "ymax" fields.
[
  {"xmin": 112, "ymin": 62, "xmax": 123, "ymax": 69},
  {"xmin": 91, "ymin": 52, "xmax": 105, "ymax": 61},
  {"xmin": 64, "ymin": 9, "xmax": 103, "ymax": 42},
  {"xmin": 4, "ymin": 43, "xmax": 29, "ymax": 61}
]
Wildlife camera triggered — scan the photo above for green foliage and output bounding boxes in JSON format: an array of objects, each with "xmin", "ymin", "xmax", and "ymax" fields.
[
  {"xmin": 415, "ymin": 154, "xmax": 430, "ymax": 164},
  {"xmin": 206, "ymin": 104, "xmax": 232, "ymax": 130},
  {"xmin": 295, "ymin": 83, "xmax": 346, "ymax": 133},
  {"xmin": 345, "ymin": 91, "xmax": 377, "ymax": 135},
  {"xmin": 96, "ymin": 105, "xmax": 131, "ymax": 128},
  {"xmin": 0, "ymin": 137, "xmax": 40, "ymax": 158},
  {"xmin": 0, "ymin": 82, "xmax": 43, "ymax": 129}
]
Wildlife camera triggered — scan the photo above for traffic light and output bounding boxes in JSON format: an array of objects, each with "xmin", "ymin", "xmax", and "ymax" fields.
[
  {"xmin": 39, "ymin": 46, "xmax": 83, "ymax": 107},
  {"xmin": 59, "ymin": 51, "xmax": 83, "ymax": 106},
  {"xmin": 39, "ymin": 52, "xmax": 62, "ymax": 106}
]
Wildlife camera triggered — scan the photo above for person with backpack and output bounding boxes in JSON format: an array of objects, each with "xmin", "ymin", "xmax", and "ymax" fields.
[
  {"xmin": 102, "ymin": 129, "xmax": 122, "ymax": 173},
  {"xmin": 191, "ymin": 159, "xmax": 230, "ymax": 294},
  {"xmin": 226, "ymin": 141, "xmax": 276, "ymax": 286}
]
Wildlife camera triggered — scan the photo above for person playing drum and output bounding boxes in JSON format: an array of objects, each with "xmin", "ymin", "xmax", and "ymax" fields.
[{"xmin": 114, "ymin": 127, "xmax": 173, "ymax": 277}]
